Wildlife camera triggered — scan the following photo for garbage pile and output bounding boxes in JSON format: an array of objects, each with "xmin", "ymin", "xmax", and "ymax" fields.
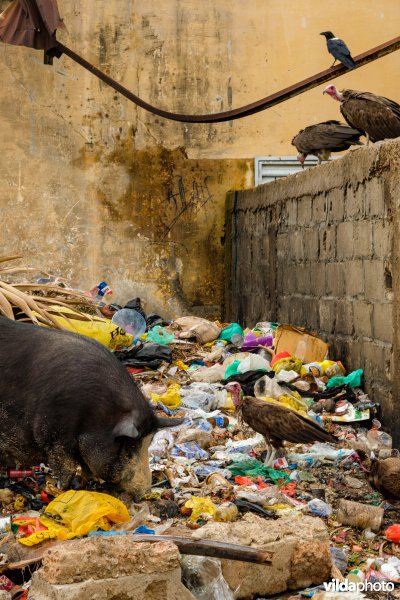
[{"xmin": 1, "ymin": 275, "xmax": 400, "ymax": 599}]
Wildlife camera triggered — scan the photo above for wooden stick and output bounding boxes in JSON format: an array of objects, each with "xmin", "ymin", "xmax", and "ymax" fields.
[{"xmin": 131, "ymin": 534, "xmax": 273, "ymax": 564}]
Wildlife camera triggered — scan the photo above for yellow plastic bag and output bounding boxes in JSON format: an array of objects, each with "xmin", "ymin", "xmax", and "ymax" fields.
[
  {"xmin": 262, "ymin": 395, "xmax": 310, "ymax": 419},
  {"xmin": 151, "ymin": 383, "xmax": 182, "ymax": 409},
  {"xmin": 35, "ymin": 306, "xmax": 133, "ymax": 350},
  {"xmin": 185, "ymin": 496, "xmax": 217, "ymax": 523},
  {"xmin": 18, "ymin": 490, "xmax": 130, "ymax": 546},
  {"xmin": 272, "ymin": 357, "xmax": 303, "ymax": 374}
]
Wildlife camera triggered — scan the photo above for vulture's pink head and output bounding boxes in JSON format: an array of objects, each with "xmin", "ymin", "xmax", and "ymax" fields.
[
  {"xmin": 297, "ymin": 153, "xmax": 306, "ymax": 168},
  {"xmin": 323, "ymin": 84, "xmax": 343, "ymax": 101},
  {"xmin": 226, "ymin": 382, "xmax": 243, "ymax": 407}
]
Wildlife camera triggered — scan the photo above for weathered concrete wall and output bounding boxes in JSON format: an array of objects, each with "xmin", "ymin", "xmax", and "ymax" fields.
[
  {"xmin": 225, "ymin": 140, "xmax": 400, "ymax": 441},
  {"xmin": 1, "ymin": 1, "xmax": 400, "ymax": 318}
]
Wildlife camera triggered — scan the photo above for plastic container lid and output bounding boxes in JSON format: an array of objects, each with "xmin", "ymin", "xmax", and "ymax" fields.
[{"xmin": 111, "ymin": 308, "xmax": 146, "ymax": 339}]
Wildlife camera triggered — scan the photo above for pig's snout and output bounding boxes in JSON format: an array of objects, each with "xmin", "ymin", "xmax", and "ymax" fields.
[{"xmin": 118, "ymin": 434, "xmax": 153, "ymax": 500}]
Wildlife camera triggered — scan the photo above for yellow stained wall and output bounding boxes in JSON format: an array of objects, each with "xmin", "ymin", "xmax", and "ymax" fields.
[{"xmin": 0, "ymin": 1, "xmax": 399, "ymax": 317}]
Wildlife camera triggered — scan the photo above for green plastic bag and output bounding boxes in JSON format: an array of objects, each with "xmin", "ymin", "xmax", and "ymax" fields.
[
  {"xmin": 326, "ymin": 369, "xmax": 363, "ymax": 389},
  {"xmin": 224, "ymin": 359, "xmax": 241, "ymax": 379},
  {"xmin": 227, "ymin": 459, "xmax": 290, "ymax": 485},
  {"xmin": 219, "ymin": 323, "xmax": 244, "ymax": 342},
  {"xmin": 146, "ymin": 326, "xmax": 175, "ymax": 345}
]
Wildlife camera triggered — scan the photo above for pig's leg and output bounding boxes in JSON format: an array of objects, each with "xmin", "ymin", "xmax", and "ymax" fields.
[{"xmin": 46, "ymin": 445, "xmax": 78, "ymax": 489}]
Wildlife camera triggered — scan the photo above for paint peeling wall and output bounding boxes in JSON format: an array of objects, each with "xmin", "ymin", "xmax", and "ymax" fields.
[{"xmin": 0, "ymin": 1, "xmax": 399, "ymax": 317}]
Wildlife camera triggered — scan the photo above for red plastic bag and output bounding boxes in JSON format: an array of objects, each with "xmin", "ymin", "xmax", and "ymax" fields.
[{"xmin": 385, "ymin": 524, "xmax": 400, "ymax": 543}]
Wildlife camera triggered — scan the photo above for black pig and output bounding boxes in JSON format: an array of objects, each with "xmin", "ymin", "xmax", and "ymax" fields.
[{"xmin": 0, "ymin": 316, "xmax": 179, "ymax": 497}]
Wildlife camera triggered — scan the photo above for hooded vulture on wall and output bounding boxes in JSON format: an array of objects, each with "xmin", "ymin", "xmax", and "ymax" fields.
[
  {"xmin": 323, "ymin": 85, "xmax": 400, "ymax": 144},
  {"xmin": 292, "ymin": 120, "xmax": 362, "ymax": 166}
]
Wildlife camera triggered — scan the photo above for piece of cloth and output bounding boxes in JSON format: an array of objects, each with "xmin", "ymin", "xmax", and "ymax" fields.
[
  {"xmin": 173, "ymin": 316, "xmax": 221, "ymax": 345},
  {"xmin": 0, "ymin": 0, "xmax": 63, "ymax": 49}
]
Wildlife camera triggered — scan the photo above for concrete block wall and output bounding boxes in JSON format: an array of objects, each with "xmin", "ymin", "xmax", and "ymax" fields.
[{"xmin": 225, "ymin": 140, "xmax": 400, "ymax": 442}]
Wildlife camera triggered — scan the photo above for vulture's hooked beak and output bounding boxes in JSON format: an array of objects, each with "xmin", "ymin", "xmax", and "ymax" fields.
[{"xmin": 322, "ymin": 90, "xmax": 327, "ymax": 95}]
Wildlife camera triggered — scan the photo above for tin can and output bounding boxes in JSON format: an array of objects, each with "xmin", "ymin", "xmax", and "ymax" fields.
[{"xmin": 0, "ymin": 575, "xmax": 14, "ymax": 592}]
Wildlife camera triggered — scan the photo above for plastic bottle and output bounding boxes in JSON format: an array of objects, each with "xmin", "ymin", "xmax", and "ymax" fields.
[
  {"xmin": 207, "ymin": 416, "xmax": 229, "ymax": 428},
  {"xmin": 88, "ymin": 281, "xmax": 113, "ymax": 302}
]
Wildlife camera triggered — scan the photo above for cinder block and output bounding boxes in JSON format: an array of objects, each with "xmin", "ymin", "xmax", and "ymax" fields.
[
  {"xmin": 353, "ymin": 301, "xmax": 373, "ymax": 338},
  {"xmin": 326, "ymin": 187, "xmax": 345, "ymax": 222},
  {"xmin": 295, "ymin": 263, "xmax": 312, "ymax": 294},
  {"xmin": 365, "ymin": 178, "xmax": 386, "ymax": 217},
  {"xmin": 278, "ymin": 296, "xmax": 291, "ymax": 323},
  {"xmin": 291, "ymin": 230, "xmax": 305, "ymax": 262},
  {"xmin": 276, "ymin": 232, "xmax": 289, "ymax": 260},
  {"xmin": 373, "ymin": 221, "xmax": 391, "ymax": 259},
  {"xmin": 312, "ymin": 262, "xmax": 327, "ymax": 297},
  {"xmin": 287, "ymin": 199, "xmax": 298, "ymax": 226},
  {"xmin": 297, "ymin": 196, "xmax": 312, "ymax": 226},
  {"xmin": 312, "ymin": 193, "xmax": 327, "ymax": 224},
  {"xmin": 318, "ymin": 226, "xmax": 336, "ymax": 261},
  {"xmin": 353, "ymin": 221, "xmax": 373, "ymax": 259},
  {"xmin": 335, "ymin": 299, "xmax": 354, "ymax": 336},
  {"xmin": 372, "ymin": 302, "xmax": 393, "ymax": 344},
  {"xmin": 345, "ymin": 184, "xmax": 365, "ymax": 219},
  {"xmin": 344, "ymin": 261, "xmax": 364, "ymax": 296},
  {"xmin": 319, "ymin": 298, "xmax": 337, "ymax": 334},
  {"xmin": 303, "ymin": 229, "xmax": 319, "ymax": 261},
  {"xmin": 302, "ymin": 296, "xmax": 320, "ymax": 331},
  {"xmin": 364, "ymin": 260, "xmax": 386, "ymax": 301},
  {"xmin": 362, "ymin": 341, "xmax": 387, "ymax": 380},
  {"xmin": 336, "ymin": 221, "xmax": 354, "ymax": 259},
  {"xmin": 325, "ymin": 262, "xmax": 345, "ymax": 297}
]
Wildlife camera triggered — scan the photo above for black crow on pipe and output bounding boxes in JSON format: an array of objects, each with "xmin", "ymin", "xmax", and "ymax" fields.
[{"xmin": 320, "ymin": 31, "xmax": 356, "ymax": 69}]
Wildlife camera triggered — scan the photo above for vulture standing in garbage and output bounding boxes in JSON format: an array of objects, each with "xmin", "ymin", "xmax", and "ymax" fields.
[
  {"xmin": 323, "ymin": 85, "xmax": 400, "ymax": 144},
  {"xmin": 292, "ymin": 120, "xmax": 362, "ymax": 166},
  {"xmin": 368, "ymin": 456, "xmax": 400, "ymax": 499},
  {"xmin": 226, "ymin": 382, "xmax": 337, "ymax": 465},
  {"xmin": 320, "ymin": 31, "xmax": 356, "ymax": 69}
]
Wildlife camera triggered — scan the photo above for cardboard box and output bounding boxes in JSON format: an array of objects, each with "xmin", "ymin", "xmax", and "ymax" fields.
[{"xmin": 274, "ymin": 325, "xmax": 329, "ymax": 363}]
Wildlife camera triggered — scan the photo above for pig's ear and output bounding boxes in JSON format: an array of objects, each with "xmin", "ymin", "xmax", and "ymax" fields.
[
  {"xmin": 113, "ymin": 414, "xmax": 140, "ymax": 439},
  {"xmin": 156, "ymin": 417, "xmax": 184, "ymax": 429}
]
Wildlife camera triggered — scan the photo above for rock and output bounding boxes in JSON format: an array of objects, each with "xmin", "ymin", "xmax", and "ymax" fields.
[
  {"xmin": 192, "ymin": 513, "xmax": 331, "ymax": 599},
  {"xmin": 29, "ymin": 538, "xmax": 195, "ymax": 600}
]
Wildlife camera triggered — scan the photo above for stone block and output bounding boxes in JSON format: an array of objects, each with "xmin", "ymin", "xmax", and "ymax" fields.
[
  {"xmin": 372, "ymin": 302, "xmax": 393, "ymax": 344},
  {"xmin": 312, "ymin": 262, "xmax": 327, "ymax": 297},
  {"xmin": 192, "ymin": 513, "xmax": 331, "ymax": 599},
  {"xmin": 353, "ymin": 220, "xmax": 373, "ymax": 259},
  {"xmin": 353, "ymin": 301, "xmax": 373, "ymax": 338},
  {"xmin": 29, "ymin": 539, "xmax": 195, "ymax": 600},
  {"xmin": 336, "ymin": 221, "xmax": 354, "ymax": 259}
]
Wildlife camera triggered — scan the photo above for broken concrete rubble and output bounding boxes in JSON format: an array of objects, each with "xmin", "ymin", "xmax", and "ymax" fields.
[
  {"xmin": 29, "ymin": 539, "xmax": 195, "ymax": 600},
  {"xmin": 192, "ymin": 513, "xmax": 332, "ymax": 598}
]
